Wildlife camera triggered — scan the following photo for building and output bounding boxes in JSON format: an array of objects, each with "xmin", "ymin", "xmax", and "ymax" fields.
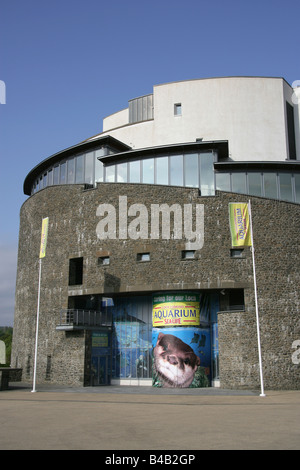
[{"xmin": 12, "ymin": 77, "xmax": 300, "ymax": 390}]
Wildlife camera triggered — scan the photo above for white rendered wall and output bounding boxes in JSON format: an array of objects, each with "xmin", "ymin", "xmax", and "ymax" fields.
[
  {"xmin": 96, "ymin": 77, "xmax": 296, "ymax": 162},
  {"xmin": 292, "ymin": 86, "xmax": 300, "ymax": 160}
]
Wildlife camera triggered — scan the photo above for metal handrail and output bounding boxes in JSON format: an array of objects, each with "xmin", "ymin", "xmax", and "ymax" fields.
[{"xmin": 58, "ymin": 308, "xmax": 112, "ymax": 328}]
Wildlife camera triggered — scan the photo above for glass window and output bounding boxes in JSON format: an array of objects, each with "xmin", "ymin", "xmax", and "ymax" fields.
[
  {"xmin": 174, "ymin": 103, "xmax": 182, "ymax": 115},
  {"xmin": 184, "ymin": 153, "xmax": 198, "ymax": 187},
  {"xmin": 264, "ymin": 173, "xmax": 277, "ymax": 199},
  {"xmin": 200, "ymin": 153, "xmax": 214, "ymax": 195},
  {"xmin": 230, "ymin": 249, "xmax": 244, "ymax": 258},
  {"xmin": 248, "ymin": 172, "xmax": 262, "ymax": 196},
  {"xmin": 48, "ymin": 168, "xmax": 53, "ymax": 186},
  {"xmin": 53, "ymin": 166, "xmax": 59, "ymax": 185},
  {"xmin": 75, "ymin": 155, "xmax": 84, "ymax": 183},
  {"xmin": 43, "ymin": 173, "xmax": 47, "ymax": 188},
  {"xmin": 106, "ymin": 165, "xmax": 115, "ymax": 182},
  {"xmin": 60, "ymin": 161, "xmax": 66, "ymax": 184},
  {"xmin": 231, "ymin": 172, "xmax": 246, "ymax": 194},
  {"xmin": 111, "ymin": 295, "xmax": 152, "ymax": 379},
  {"xmin": 137, "ymin": 253, "xmax": 150, "ymax": 262},
  {"xmin": 117, "ymin": 162, "xmax": 128, "ymax": 182},
  {"xmin": 216, "ymin": 173, "xmax": 230, "ymax": 192},
  {"xmin": 170, "ymin": 154, "xmax": 183, "ymax": 186},
  {"xmin": 98, "ymin": 256, "xmax": 110, "ymax": 266},
  {"xmin": 67, "ymin": 158, "xmax": 75, "ymax": 183},
  {"xmin": 279, "ymin": 173, "xmax": 293, "ymax": 202},
  {"xmin": 95, "ymin": 148, "xmax": 105, "ymax": 158},
  {"xmin": 295, "ymin": 174, "xmax": 300, "ymax": 203},
  {"xmin": 182, "ymin": 250, "xmax": 196, "ymax": 259},
  {"xmin": 142, "ymin": 158, "xmax": 154, "ymax": 184},
  {"xmin": 156, "ymin": 156, "xmax": 168, "ymax": 185},
  {"xmin": 95, "ymin": 160, "xmax": 103, "ymax": 183},
  {"xmin": 129, "ymin": 160, "xmax": 140, "ymax": 183},
  {"xmin": 85, "ymin": 152, "xmax": 94, "ymax": 184},
  {"xmin": 95, "ymin": 150, "xmax": 104, "ymax": 183}
]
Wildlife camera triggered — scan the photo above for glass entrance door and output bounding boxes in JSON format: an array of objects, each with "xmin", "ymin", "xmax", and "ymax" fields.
[
  {"xmin": 92, "ymin": 355, "xmax": 109, "ymax": 385},
  {"xmin": 91, "ymin": 330, "xmax": 111, "ymax": 386}
]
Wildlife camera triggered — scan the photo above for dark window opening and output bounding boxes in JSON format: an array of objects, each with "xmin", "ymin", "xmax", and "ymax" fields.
[
  {"xmin": 69, "ymin": 257, "xmax": 83, "ymax": 285},
  {"xmin": 230, "ymin": 249, "xmax": 244, "ymax": 258},
  {"xmin": 219, "ymin": 289, "xmax": 245, "ymax": 311},
  {"xmin": 137, "ymin": 252, "xmax": 150, "ymax": 262},
  {"xmin": 45, "ymin": 355, "xmax": 52, "ymax": 380},
  {"xmin": 286, "ymin": 102, "xmax": 297, "ymax": 160},
  {"xmin": 98, "ymin": 256, "xmax": 110, "ymax": 266},
  {"xmin": 182, "ymin": 250, "xmax": 196, "ymax": 259}
]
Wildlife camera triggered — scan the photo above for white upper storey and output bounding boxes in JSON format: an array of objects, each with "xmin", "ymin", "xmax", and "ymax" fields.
[{"xmin": 91, "ymin": 76, "xmax": 300, "ymax": 162}]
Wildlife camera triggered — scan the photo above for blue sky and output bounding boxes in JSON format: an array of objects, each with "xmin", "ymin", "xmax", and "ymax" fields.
[{"xmin": 0, "ymin": 0, "xmax": 299, "ymax": 325}]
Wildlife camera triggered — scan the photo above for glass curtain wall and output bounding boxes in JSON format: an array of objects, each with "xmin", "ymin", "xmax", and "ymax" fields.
[
  {"xmin": 30, "ymin": 148, "xmax": 300, "ymax": 205},
  {"xmin": 111, "ymin": 296, "xmax": 153, "ymax": 380},
  {"xmin": 31, "ymin": 150, "xmax": 216, "ymax": 195},
  {"xmin": 216, "ymin": 171, "xmax": 300, "ymax": 203}
]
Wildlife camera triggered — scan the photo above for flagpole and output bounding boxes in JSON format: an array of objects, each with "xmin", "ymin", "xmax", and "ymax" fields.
[
  {"xmin": 248, "ymin": 200, "xmax": 266, "ymax": 397},
  {"xmin": 31, "ymin": 217, "xmax": 49, "ymax": 393},
  {"xmin": 32, "ymin": 258, "xmax": 42, "ymax": 393}
]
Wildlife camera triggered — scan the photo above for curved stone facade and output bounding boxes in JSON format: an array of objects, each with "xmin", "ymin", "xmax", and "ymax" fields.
[{"xmin": 12, "ymin": 182, "xmax": 300, "ymax": 390}]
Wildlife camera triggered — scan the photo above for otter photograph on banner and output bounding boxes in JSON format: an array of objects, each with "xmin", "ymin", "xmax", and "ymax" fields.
[{"xmin": 152, "ymin": 327, "xmax": 211, "ymax": 388}]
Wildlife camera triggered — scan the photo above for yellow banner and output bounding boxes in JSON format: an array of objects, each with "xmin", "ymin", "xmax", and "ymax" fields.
[
  {"xmin": 39, "ymin": 217, "xmax": 49, "ymax": 258},
  {"xmin": 153, "ymin": 294, "xmax": 200, "ymax": 327},
  {"xmin": 229, "ymin": 203, "xmax": 252, "ymax": 247}
]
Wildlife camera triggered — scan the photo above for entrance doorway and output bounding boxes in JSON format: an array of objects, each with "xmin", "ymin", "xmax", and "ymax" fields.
[
  {"xmin": 91, "ymin": 330, "xmax": 111, "ymax": 386},
  {"xmin": 91, "ymin": 355, "xmax": 110, "ymax": 385}
]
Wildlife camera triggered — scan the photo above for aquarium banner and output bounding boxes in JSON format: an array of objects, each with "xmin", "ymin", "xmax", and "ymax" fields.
[
  {"xmin": 152, "ymin": 293, "xmax": 200, "ymax": 327},
  {"xmin": 152, "ymin": 327, "xmax": 211, "ymax": 388}
]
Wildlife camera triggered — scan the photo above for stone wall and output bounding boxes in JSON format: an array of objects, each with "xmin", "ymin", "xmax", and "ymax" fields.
[{"xmin": 11, "ymin": 183, "xmax": 300, "ymax": 389}]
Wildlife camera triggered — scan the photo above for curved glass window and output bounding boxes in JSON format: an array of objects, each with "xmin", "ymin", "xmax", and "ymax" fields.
[
  {"xmin": 106, "ymin": 165, "xmax": 115, "ymax": 183},
  {"xmin": 170, "ymin": 154, "xmax": 183, "ymax": 186},
  {"xmin": 264, "ymin": 173, "xmax": 277, "ymax": 199},
  {"xmin": 85, "ymin": 152, "xmax": 94, "ymax": 184},
  {"xmin": 232, "ymin": 172, "xmax": 246, "ymax": 194},
  {"xmin": 295, "ymin": 174, "xmax": 300, "ymax": 203},
  {"xmin": 117, "ymin": 162, "xmax": 127, "ymax": 183},
  {"xmin": 67, "ymin": 158, "xmax": 75, "ymax": 183},
  {"xmin": 184, "ymin": 153, "xmax": 198, "ymax": 187},
  {"xmin": 53, "ymin": 166, "xmax": 59, "ymax": 185},
  {"xmin": 129, "ymin": 160, "xmax": 140, "ymax": 183},
  {"xmin": 216, "ymin": 170, "xmax": 300, "ymax": 203},
  {"xmin": 29, "ymin": 146, "xmax": 300, "ymax": 205},
  {"xmin": 279, "ymin": 173, "xmax": 293, "ymax": 202},
  {"xmin": 142, "ymin": 158, "xmax": 154, "ymax": 184},
  {"xmin": 75, "ymin": 155, "xmax": 84, "ymax": 183},
  {"xmin": 200, "ymin": 153, "xmax": 215, "ymax": 195},
  {"xmin": 248, "ymin": 172, "xmax": 262, "ymax": 196},
  {"xmin": 216, "ymin": 173, "xmax": 230, "ymax": 191},
  {"xmin": 60, "ymin": 161, "xmax": 66, "ymax": 184}
]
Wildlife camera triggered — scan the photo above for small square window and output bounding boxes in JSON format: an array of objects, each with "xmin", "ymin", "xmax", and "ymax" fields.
[
  {"xmin": 98, "ymin": 256, "xmax": 110, "ymax": 266},
  {"xmin": 137, "ymin": 253, "xmax": 150, "ymax": 262},
  {"xmin": 182, "ymin": 250, "xmax": 196, "ymax": 260},
  {"xmin": 174, "ymin": 103, "xmax": 182, "ymax": 116},
  {"xmin": 230, "ymin": 249, "xmax": 244, "ymax": 258}
]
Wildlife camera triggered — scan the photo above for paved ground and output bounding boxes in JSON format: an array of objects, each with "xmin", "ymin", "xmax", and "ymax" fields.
[{"xmin": 0, "ymin": 383, "xmax": 299, "ymax": 450}]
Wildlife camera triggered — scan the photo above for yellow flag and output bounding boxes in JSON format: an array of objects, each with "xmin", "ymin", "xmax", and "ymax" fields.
[
  {"xmin": 39, "ymin": 217, "xmax": 49, "ymax": 258},
  {"xmin": 229, "ymin": 203, "xmax": 252, "ymax": 247}
]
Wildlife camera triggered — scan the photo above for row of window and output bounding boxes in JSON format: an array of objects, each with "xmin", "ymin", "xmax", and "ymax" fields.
[
  {"xmin": 69, "ymin": 249, "xmax": 245, "ymax": 286},
  {"xmin": 32, "ymin": 150, "xmax": 216, "ymax": 196},
  {"xmin": 31, "ymin": 147, "xmax": 300, "ymax": 205},
  {"xmin": 216, "ymin": 171, "xmax": 300, "ymax": 203}
]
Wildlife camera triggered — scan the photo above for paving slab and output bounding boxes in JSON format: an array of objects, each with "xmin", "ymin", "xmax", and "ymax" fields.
[{"xmin": 1, "ymin": 384, "xmax": 299, "ymax": 450}]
